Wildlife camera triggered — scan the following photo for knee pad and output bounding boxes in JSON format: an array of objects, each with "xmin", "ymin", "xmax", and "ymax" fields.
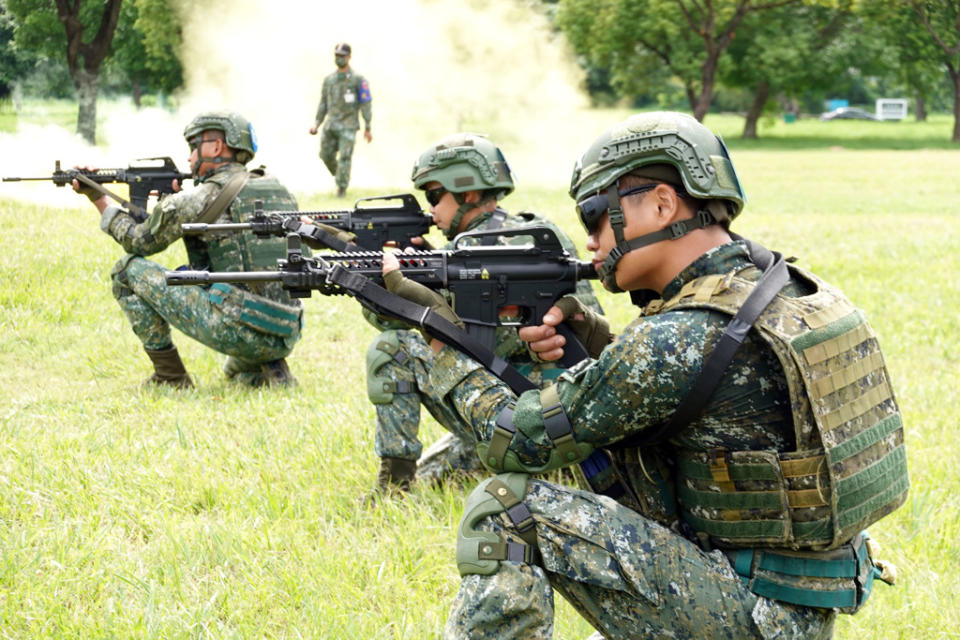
[
  {"xmin": 366, "ymin": 330, "xmax": 414, "ymax": 404},
  {"xmin": 110, "ymin": 254, "xmax": 140, "ymax": 299},
  {"xmin": 456, "ymin": 473, "xmax": 539, "ymax": 577}
]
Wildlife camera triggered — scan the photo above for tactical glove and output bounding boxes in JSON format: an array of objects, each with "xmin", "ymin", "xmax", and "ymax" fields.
[
  {"xmin": 302, "ymin": 221, "xmax": 358, "ymax": 250},
  {"xmin": 554, "ymin": 295, "xmax": 613, "ymax": 359},
  {"xmin": 75, "ymin": 179, "xmax": 102, "ymax": 203},
  {"xmin": 383, "ymin": 269, "xmax": 464, "ymax": 342}
]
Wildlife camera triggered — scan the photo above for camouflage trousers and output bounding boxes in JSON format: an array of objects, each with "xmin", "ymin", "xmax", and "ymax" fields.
[
  {"xmin": 319, "ymin": 125, "xmax": 356, "ymax": 190},
  {"xmin": 370, "ymin": 330, "xmax": 484, "ymax": 485},
  {"xmin": 445, "ymin": 478, "xmax": 837, "ymax": 640},
  {"xmin": 112, "ymin": 256, "xmax": 299, "ymax": 381}
]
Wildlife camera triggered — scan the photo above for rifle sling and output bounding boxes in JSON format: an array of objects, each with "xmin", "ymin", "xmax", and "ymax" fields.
[
  {"xmin": 326, "ymin": 265, "xmax": 537, "ymax": 395},
  {"xmin": 615, "ymin": 238, "xmax": 790, "ymax": 449},
  {"xmin": 75, "ymin": 173, "xmax": 143, "ymax": 221},
  {"xmin": 197, "ymin": 171, "xmax": 250, "ymax": 225}
]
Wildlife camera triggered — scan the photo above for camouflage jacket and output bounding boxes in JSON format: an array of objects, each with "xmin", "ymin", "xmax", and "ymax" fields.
[
  {"xmin": 99, "ymin": 162, "xmax": 301, "ymax": 308},
  {"xmin": 314, "ymin": 69, "xmax": 372, "ymax": 132},
  {"xmin": 430, "ymin": 241, "xmax": 799, "ymax": 485}
]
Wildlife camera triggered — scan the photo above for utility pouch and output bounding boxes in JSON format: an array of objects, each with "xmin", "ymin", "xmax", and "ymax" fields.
[
  {"xmin": 208, "ymin": 282, "xmax": 301, "ymax": 338},
  {"xmin": 725, "ymin": 531, "xmax": 890, "ymax": 613}
]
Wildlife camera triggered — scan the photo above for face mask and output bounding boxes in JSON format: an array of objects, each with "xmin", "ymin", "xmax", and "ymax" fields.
[{"xmin": 335, "ymin": 55, "xmax": 348, "ymax": 67}]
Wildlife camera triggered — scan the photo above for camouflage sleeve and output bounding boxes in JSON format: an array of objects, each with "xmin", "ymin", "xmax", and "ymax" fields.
[
  {"xmin": 102, "ymin": 182, "xmax": 219, "ymax": 256},
  {"xmin": 315, "ymin": 77, "xmax": 329, "ymax": 125},
  {"xmin": 430, "ymin": 310, "xmax": 718, "ymax": 468},
  {"xmin": 360, "ymin": 101, "xmax": 372, "ymax": 130}
]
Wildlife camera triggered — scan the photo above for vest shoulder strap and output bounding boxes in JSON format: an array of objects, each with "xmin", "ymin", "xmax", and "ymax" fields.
[{"xmin": 196, "ymin": 171, "xmax": 250, "ymax": 225}]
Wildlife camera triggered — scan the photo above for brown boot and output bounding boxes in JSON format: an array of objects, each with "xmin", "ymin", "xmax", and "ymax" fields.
[
  {"xmin": 256, "ymin": 358, "xmax": 297, "ymax": 387},
  {"xmin": 365, "ymin": 457, "xmax": 416, "ymax": 504},
  {"xmin": 144, "ymin": 346, "xmax": 194, "ymax": 389}
]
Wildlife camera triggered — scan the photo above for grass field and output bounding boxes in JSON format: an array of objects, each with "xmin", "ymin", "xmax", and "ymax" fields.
[{"xmin": 1, "ymin": 110, "xmax": 959, "ymax": 638}]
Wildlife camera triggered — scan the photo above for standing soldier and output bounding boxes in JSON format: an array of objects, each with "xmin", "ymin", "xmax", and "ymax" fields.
[
  {"xmin": 365, "ymin": 133, "xmax": 603, "ymax": 498},
  {"xmin": 382, "ymin": 112, "xmax": 907, "ymax": 638},
  {"xmin": 309, "ymin": 42, "xmax": 372, "ymax": 198},
  {"xmin": 73, "ymin": 111, "xmax": 303, "ymax": 388}
]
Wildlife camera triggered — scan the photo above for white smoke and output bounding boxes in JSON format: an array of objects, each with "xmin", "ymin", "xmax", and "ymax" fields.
[{"xmin": 2, "ymin": 0, "xmax": 601, "ymax": 204}]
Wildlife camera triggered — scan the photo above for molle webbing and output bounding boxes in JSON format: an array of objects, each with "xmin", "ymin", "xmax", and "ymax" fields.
[
  {"xmin": 792, "ymin": 306, "xmax": 908, "ymax": 546},
  {"xmin": 662, "ymin": 263, "xmax": 907, "ymax": 549},
  {"xmin": 205, "ymin": 175, "xmax": 295, "ymax": 273}
]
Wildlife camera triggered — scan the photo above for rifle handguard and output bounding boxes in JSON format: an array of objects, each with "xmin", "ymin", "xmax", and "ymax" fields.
[{"xmin": 553, "ymin": 296, "xmax": 613, "ymax": 359}]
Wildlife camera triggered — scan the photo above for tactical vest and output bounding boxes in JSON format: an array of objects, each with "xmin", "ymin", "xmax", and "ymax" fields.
[
  {"xmin": 185, "ymin": 167, "xmax": 301, "ymax": 307},
  {"xmin": 640, "ymin": 262, "xmax": 908, "ymax": 551}
]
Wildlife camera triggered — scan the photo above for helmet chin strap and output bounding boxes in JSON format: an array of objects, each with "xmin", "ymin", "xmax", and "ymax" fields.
[
  {"xmin": 444, "ymin": 192, "xmax": 495, "ymax": 240},
  {"xmin": 598, "ymin": 183, "xmax": 716, "ymax": 292},
  {"xmin": 191, "ymin": 153, "xmax": 231, "ymax": 182}
]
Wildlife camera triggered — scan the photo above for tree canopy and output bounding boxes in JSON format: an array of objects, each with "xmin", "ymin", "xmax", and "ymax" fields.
[{"xmin": 5, "ymin": 0, "xmax": 183, "ymax": 142}]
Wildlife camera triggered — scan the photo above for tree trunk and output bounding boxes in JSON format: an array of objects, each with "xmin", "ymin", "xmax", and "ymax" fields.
[
  {"xmin": 742, "ymin": 81, "xmax": 770, "ymax": 139},
  {"xmin": 915, "ymin": 94, "xmax": 927, "ymax": 122},
  {"xmin": 953, "ymin": 69, "xmax": 960, "ymax": 143},
  {"xmin": 54, "ymin": 0, "xmax": 122, "ymax": 147},
  {"xmin": 132, "ymin": 80, "xmax": 142, "ymax": 109},
  {"xmin": 693, "ymin": 47, "xmax": 722, "ymax": 122},
  {"xmin": 74, "ymin": 68, "xmax": 98, "ymax": 144}
]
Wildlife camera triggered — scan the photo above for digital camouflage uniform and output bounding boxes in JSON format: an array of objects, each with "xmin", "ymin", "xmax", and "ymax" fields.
[
  {"xmin": 407, "ymin": 113, "xmax": 907, "ymax": 638},
  {"xmin": 314, "ymin": 69, "xmax": 372, "ymax": 192},
  {"xmin": 367, "ymin": 208, "xmax": 603, "ymax": 485},
  {"xmin": 100, "ymin": 162, "xmax": 304, "ymax": 384},
  {"xmin": 431, "ymin": 243, "xmax": 863, "ymax": 639}
]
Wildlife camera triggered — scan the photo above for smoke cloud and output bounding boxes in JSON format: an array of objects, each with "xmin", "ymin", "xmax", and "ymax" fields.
[{"xmin": 2, "ymin": 0, "xmax": 603, "ymax": 204}]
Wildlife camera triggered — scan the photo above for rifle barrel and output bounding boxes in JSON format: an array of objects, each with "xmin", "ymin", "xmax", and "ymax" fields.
[{"xmin": 165, "ymin": 270, "xmax": 282, "ymax": 285}]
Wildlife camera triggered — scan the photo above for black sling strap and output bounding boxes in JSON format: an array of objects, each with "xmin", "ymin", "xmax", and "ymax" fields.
[
  {"xmin": 615, "ymin": 237, "xmax": 790, "ymax": 449},
  {"xmin": 326, "ymin": 265, "xmax": 538, "ymax": 395}
]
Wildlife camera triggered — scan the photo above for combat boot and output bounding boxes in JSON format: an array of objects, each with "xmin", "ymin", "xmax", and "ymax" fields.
[
  {"xmin": 336, "ymin": 186, "xmax": 347, "ymax": 198},
  {"xmin": 144, "ymin": 346, "xmax": 194, "ymax": 389},
  {"xmin": 256, "ymin": 358, "xmax": 297, "ymax": 387},
  {"xmin": 364, "ymin": 456, "xmax": 417, "ymax": 505}
]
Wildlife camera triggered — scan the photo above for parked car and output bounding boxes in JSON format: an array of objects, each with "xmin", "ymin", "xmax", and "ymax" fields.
[{"xmin": 819, "ymin": 107, "xmax": 881, "ymax": 121}]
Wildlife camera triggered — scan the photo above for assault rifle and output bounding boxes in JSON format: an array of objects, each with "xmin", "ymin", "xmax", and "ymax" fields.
[
  {"xmin": 3, "ymin": 157, "xmax": 192, "ymax": 222},
  {"xmin": 179, "ymin": 193, "xmax": 433, "ymax": 252},
  {"xmin": 166, "ymin": 226, "xmax": 596, "ymax": 369}
]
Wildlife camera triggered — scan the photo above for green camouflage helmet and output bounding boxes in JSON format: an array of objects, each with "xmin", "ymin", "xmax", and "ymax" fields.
[
  {"xmin": 569, "ymin": 111, "xmax": 745, "ymax": 223},
  {"xmin": 183, "ymin": 111, "xmax": 259, "ymax": 163},
  {"xmin": 411, "ymin": 133, "xmax": 514, "ymax": 199}
]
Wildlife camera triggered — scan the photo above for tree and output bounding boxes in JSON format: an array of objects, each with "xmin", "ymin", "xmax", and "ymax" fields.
[
  {"xmin": 0, "ymin": 0, "xmax": 36, "ymax": 99},
  {"xmin": 907, "ymin": 1, "xmax": 960, "ymax": 138},
  {"xmin": 557, "ymin": 0, "xmax": 799, "ymax": 121},
  {"xmin": 7, "ymin": 0, "xmax": 122, "ymax": 143},
  {"xmin": 724, "ymin": 2, "xmax": 888, "ymax": 138},
  {"xmin": 110, "ymin": 0, "xmax": 183, "ymax": 107}
]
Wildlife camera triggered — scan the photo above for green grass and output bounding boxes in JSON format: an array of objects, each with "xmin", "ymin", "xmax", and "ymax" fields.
[{"xmin": 1, "ymin": 112, "xmax": 958, "ymax": 638}]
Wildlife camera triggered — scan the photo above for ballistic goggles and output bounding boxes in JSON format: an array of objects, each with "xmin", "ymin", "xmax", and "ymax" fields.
[{"xmin": 575, "ymin": 183, "xmax": 660, "ymax": 233}]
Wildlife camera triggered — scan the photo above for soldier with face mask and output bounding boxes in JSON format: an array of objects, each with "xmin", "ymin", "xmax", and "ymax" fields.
[
  {"xmin": 364, "ymin": 133, "xmax": 603, "ymax": 498},
  {"xmin": 309, "ymin": 42, "xmax": 373, "ymax": 198},
  {"xmin": 381, "ymin": 112, "xmax": 908, "ymax": 639},
  {"xmin": 74, "ymin": 111, "xmax": 304, "ymax": 388}
]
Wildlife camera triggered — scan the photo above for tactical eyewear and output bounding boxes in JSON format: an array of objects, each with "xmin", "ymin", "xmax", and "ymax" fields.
[
  {"xmin": 424, "ymin": 186, "xmax": 448, "ymax": 207},
  {"xmin": 187, "ymin": 136, "xmax": 220, "ymax": 152},
  {"xmin": 576, "ymin": 183, "xmax": 660, "ymax": 233}
]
